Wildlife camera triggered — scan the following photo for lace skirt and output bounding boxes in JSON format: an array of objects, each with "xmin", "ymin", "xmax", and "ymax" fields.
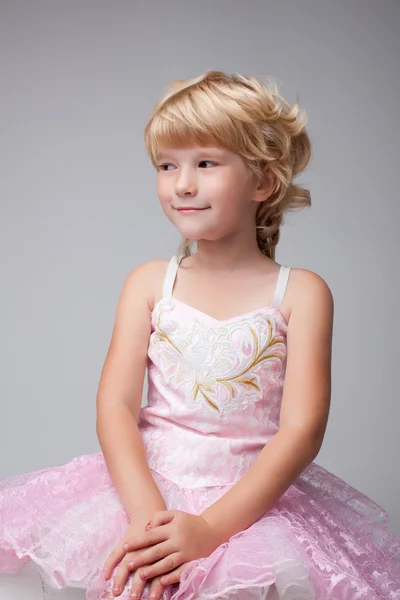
[{"xmin": 1, "ymin": 452, "xmax": 399, "ymax": 599}]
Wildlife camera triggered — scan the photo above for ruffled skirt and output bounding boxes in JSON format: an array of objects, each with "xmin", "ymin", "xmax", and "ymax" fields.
[{"xmin": 0, "ymin": 452, "xmax": 399, "ymax": 600}]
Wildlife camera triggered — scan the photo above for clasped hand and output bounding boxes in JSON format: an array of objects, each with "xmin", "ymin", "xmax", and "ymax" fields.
[{"xmin": 103, "ymin": 510, "xmax": 220, "ymax": 598}]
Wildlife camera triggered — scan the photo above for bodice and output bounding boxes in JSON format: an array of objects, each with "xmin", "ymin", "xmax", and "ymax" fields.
[{"xmin": 138, "ymin": 256, "xmax": 291, "ymax": 488}]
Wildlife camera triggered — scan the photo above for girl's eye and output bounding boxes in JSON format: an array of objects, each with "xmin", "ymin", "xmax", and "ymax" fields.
[
  {"xmin": 158, "ymin": 163, "xmax": 175, "ymax": 171},
  {"xmin": 199, "ymin": 160, "xmax": 216, "ymax": 168}
]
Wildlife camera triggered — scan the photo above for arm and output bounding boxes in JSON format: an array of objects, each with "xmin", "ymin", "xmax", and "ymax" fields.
[
  {"xmin": 201, "ymin": 270, "xmax": 334, "ymax": 546},
  {"xmin": 96, "ymin": 260, "xmax": 167, "ymax": 520}
]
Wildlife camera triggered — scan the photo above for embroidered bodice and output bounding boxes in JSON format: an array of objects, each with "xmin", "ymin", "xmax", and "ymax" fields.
[{"xmin": 138, "ymin": 255, "xmax": 291, "ymax": 488}]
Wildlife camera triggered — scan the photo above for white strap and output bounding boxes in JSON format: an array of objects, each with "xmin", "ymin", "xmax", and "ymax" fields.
[
  {"xmin": 162, "ymin": 255, "xmax": 183, "ymax": 298},
  {"xmin": 164, "ymin": 258, "xmax": 290, "ymax": 305},
  {"xmin": 271, "ymin": 265, "xmax": 291, "ymax": 307}
]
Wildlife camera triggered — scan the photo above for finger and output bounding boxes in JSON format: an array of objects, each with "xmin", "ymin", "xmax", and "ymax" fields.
[
  {"xmin": 111, "ymin": 560, "xmax": 133, "ymax": 597},
  {"xmin": 160, "ymin": 563, "xmax": 189, "ymax": 586},
  {"xmin": 125, "ymin": 541, "xmax": 172, "ymax": 572},
  {"xmin": 114, "ymin": 544, "xmax": 171, "ymax": 597},
  {"xmin": 103, "ymin": 545, "xmax": 126, "ymax": 581},
  {"xmin": 139, "ymin": 553, "xmax": 182, "ymax": 581},
  {"xmin": 149, "ymin": 510, "xmax": 177, "ymax": 529},
  {"xmin": 147, "ymin": 575, "xmax": 165, "ymax": 600},
  {"xmin": 121, "ymin": 525, "xmax": 167, "ymax": 554},
  {"xmin": 128, "ymin": 568, "xmax": 152, "ymax": 600}
]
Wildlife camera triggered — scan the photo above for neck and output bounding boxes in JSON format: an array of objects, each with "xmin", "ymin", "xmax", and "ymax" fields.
[{"xmin": 192, "ymin": 234, "xmax": 268, "ymax": 273}]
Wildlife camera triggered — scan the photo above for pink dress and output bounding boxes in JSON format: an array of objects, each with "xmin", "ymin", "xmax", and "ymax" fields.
[{"xmin": 1, "ymin": 255, "xmax": 400, "ymax": 600}]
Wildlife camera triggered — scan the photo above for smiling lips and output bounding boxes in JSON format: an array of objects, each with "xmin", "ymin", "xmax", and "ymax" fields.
[{"xmin": 175, "ymin": 207, "xmax": 210, "ymax": 212}]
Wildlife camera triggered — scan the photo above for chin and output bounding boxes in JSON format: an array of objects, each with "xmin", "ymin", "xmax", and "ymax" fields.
[{"xmin": 174, "ymin": 224, "xmax": 209, "ymax": 238}]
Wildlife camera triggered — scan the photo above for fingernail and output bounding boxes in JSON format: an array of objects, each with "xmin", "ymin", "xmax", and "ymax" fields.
[
  {"xmin": 150, "ymin": 594, "xmax": 157, "ymax": 598},
  {"xmin": 113, "ymin": 586, "xmax": 120, "ymax": 593},
  {"xmin": 124, "ymin": 543, "xmax": 130, "ymax": 550},
  {"xmin": 128, "ymin": 561, "xmax": 135, "ymax": 568},
  {"xmin": 145, "ymin": 521, "xmax": 152, "ymax": 529},
  {"xmin": 130, "ymin": 594, "xmax": 138, "ymax": 598}
]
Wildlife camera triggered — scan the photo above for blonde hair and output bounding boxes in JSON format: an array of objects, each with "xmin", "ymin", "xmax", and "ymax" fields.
[{"xmin": 144, "ymin": 70, "xmax": 312, "ymax": 260}]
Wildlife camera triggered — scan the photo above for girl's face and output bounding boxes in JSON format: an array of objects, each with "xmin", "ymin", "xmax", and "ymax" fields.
[{"xmin": 155, "ymin": 145, "xmax": 266, "ymax": 242}]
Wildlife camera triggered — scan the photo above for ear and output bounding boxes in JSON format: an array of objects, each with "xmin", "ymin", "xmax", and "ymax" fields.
[{"xmin": 252, "ymin": 167, "xmax": 277, "ymax": 203}]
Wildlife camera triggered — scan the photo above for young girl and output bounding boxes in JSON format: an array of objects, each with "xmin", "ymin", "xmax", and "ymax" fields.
[{"xmin": 0, "ymin": 70, "xmax": 399, "ymax": 600}]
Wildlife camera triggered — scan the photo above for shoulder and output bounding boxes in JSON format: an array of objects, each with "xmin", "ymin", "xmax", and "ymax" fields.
[
  {"xmin": 288, "ymin": 267, "xmax": 334, "ymax": 305},
  {"xmin": 286, "ymin": 267, "xmax": 334, "ymax": 326},
  {"xmin": 122, "ymin": 258, "xmax": 171, "ymax": 311}
]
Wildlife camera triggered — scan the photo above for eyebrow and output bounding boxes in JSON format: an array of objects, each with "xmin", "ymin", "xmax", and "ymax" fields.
[{"xmin": 156, "ymin": 148, "xmax": 227, "ymax": 160}]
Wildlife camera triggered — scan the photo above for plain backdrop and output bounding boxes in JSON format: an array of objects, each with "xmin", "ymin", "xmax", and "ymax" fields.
[{"xmin": 1, "ymin": 0, "xmax": 399, "ymax": 538}]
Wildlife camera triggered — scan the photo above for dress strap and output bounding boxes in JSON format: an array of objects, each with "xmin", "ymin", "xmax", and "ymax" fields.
[
  {"xmin": 162, "ymin": 255, "xmax": 183, "ymax": 298},
  {"xmin": 271, "ymin": 265, "xmax": 291, "ymax": 308}
]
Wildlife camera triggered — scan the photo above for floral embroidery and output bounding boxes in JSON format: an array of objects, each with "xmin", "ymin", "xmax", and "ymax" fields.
[{"xmin": 153, "ymin": 304, "xmax": 286, "ymax": 414}]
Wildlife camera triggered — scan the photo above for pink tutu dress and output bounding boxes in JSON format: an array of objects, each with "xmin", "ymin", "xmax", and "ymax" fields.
[{"xmin": 1, "ymin": 255, "xmax": 400, "ymax": 600}]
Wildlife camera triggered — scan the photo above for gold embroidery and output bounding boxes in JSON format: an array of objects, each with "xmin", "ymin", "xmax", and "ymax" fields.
[
  {"xmin": 194, "ymin": 383, "xmax": 220, "ymax": 412},
  {"xmin": 153, "ymin": 307, "xmax": 182, "ymax": 355},
  {"xmin": 217, "ymin": 322, "xmax": 284, "ymax": 403},
  {"xmin": 154, "ymin": 307, "xmax": 285, "ymax": 414}
]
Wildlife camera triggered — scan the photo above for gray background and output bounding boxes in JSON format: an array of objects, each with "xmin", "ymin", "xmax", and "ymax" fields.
[{"xmin": 1, "ymin": 0, "xmax": 399, "ymax": 538}]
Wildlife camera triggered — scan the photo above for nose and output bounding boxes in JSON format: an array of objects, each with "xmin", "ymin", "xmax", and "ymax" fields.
[{"xmin": 175, "ymin": 167, "xmax": 198, "ymax": 197}]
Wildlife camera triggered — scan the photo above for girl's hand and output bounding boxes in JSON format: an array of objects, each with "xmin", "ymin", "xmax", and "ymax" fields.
[
  {"xmin": 103, "ymin": 516, "xmax": 167, "ymax": 599},
  {"xmin": 121, "ymin": 510, "xmax": 221, "ymax": 587}
]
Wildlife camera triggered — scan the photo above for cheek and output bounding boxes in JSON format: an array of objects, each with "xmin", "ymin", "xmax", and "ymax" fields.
[
  {"xmin": 211, "ymin": 175, "xmax": 248, "ymax": 203},
  {"xmin": 212, "ymin": 185, "xmax": 248, "ymax": 217},
  {"xmin": 157, "ymin": 180, "xmax": 172, "ymax": 208}
]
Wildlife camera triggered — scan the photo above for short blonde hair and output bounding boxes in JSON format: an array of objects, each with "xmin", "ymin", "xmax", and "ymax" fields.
[{"xmin": 144, "ymin": 70, "xmax": 312, "ymax": 260}]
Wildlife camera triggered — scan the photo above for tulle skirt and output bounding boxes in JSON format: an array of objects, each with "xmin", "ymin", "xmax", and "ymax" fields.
[{"xmin": 0, "ymin": 452, "xmax": 399, "ymax": 600}]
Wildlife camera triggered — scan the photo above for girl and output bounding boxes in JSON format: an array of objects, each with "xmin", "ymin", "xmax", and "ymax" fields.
[{"xmin": 1, "ymin": 70, "xmax": 399, "ymax": 600}]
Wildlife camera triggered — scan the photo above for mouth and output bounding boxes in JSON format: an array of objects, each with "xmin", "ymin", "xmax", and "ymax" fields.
[{"xmin": 174, "ymin": 207, "xmax": 211, "ymax": 213}]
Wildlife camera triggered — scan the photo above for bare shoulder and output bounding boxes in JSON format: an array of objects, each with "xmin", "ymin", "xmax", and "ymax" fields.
[
  {"xmin": 123, "ymin": 258, "xmax": 170, "ymax": 311},
  {"xmin": 286, "ymin": 267, "xmax": 334, "ymax": 328},
  {"xmin": 288, "ymin": 267, "xmax": 334, "ymax": 307}
]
